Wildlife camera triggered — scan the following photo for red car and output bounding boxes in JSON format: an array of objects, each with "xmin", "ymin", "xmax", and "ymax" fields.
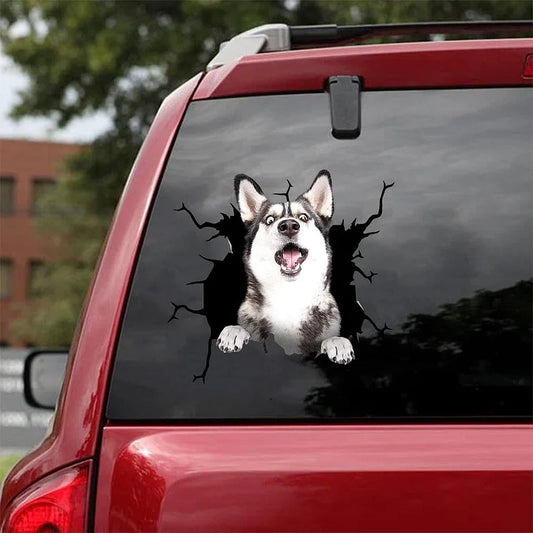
[{"xmin": 2, "ymin": 21, "xmax": 532, "ymax": 532}]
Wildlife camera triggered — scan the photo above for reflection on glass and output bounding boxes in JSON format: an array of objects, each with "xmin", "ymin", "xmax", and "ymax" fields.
[
  {"xmin": 109, "ymin": 89, "xmax": 532, "ymax": 420},
  {"xmin": 306, "ymin": 280, "xmax": 532, "ymax": 418}
]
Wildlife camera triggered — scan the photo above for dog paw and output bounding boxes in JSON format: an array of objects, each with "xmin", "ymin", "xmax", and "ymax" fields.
[
  {"xmin": 320, "ymin": 336, "xmax": 354, "ymax": 365},
  {"xmin": 217, "ymin": 325, "xmax": 250, "ymax": 353}
]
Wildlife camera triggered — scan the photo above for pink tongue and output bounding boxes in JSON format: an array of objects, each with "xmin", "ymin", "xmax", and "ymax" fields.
[{"xmin": 283, "ymin": 248, "xmax": 300, "ymax": 269}]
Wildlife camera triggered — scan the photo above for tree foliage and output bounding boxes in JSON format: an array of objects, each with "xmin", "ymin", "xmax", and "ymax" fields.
[
  {"xmin": 1, "ymin": 0, "xmax": 530, "ymax": 345},
  {"xmin": 306, "ymin": 280, "xmax": 532, "ymax": 417}
]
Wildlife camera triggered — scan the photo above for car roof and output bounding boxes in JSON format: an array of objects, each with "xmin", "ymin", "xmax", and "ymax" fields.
[
  {"xmin": 195, "ymin": 38, "xmax": 533, "ymax": 100},
  {"xmin": 197, "ymin": 22, "xmax": 532, "ymax": 99},
  {"xmin": 207, "ymin": 21, "xmax": 532, "ymax": 71}
]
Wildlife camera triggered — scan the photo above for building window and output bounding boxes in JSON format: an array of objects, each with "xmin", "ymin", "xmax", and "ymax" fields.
[
  {"xmin": 28, "ymin": 260, "xmax": 45, "ymax": 299},
  {"xmin": 31, "ymin": 177, "xmax": 56, "ymax": 215},
  {"xmin": 0, "ymin": 176, "xmax": 15, "ymax": 216},
  {"xmin": 0, "ymin": 259, "xmax": 13, "ymax": 300}
]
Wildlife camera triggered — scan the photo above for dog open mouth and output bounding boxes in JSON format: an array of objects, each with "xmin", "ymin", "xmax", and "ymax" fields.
[{"xmin": 275, "ymin": 243, "xmax": 308, "ymax": 276}]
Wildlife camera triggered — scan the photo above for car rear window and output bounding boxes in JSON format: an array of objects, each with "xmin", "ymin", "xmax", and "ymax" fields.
[{"xmin": 107, "ymin": 88, "xmax": 532, "ymax": 421}]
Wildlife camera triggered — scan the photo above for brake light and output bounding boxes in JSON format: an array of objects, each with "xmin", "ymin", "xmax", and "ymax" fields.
[{"xmin": 2, "ymin": 462, "xmax": 90, "ymax": 533}]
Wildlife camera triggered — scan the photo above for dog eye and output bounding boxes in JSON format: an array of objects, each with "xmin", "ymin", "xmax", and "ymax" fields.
[
  {"xmin": 264, "ymin": 215, "xmax": 275, "ymax": 225},
  {"xmin": 298, "ymin": 214, "xmax": 309, "ymax": 222}
]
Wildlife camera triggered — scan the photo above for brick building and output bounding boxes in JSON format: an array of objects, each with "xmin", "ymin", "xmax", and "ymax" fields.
[{"xmin": 0, "ymin": 139, "xmax": 82, "ymax": 346}]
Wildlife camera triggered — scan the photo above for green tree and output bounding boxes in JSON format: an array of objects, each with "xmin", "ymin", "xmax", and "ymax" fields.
[{"xmin": 1, "ymin": 0, "xmax": 530, "ymax": 345}]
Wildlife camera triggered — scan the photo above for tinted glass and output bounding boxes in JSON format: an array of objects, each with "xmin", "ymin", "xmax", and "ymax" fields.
[
  {"xmin": 108, "ymin": 89, "xmax": 532, "ymax": 421},
  {"xmin": 31, "ymin": 178, "xmax": 56, "ymax": 215},
  {"xmin": 0, "ymin": 177, "xmax": 15, "ymax": 216},
  {"xmin": 0, "ymin": 259, "xmax": 13, "ymax": 300},
  {"xmin": 28, "ymin": 261, "xmax": 45, "ymax": 299}
]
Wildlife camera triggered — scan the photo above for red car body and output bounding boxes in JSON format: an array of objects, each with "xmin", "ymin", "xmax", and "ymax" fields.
[{"xmin": 1, "ymin": 36, "xmax": 532, "ymax": 532}]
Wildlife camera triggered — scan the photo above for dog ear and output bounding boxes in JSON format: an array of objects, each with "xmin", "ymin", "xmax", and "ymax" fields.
[
  {"xmin": 235, "ymin": 174, "xmax": 267, "ymax": 223},
  {"xmin": 301, "ymin": 170, "xmax": 333, "ymax": 220}
]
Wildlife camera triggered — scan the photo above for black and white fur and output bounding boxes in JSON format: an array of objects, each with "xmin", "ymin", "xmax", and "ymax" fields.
[{"xmin": 217, "ymin": 170, "xmax": 354, "ymax": 364}]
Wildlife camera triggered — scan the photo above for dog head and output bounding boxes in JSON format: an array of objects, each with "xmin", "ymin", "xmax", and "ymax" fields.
[{"xmin": 235, "ymin": 170, "xmax": 334, "ymax": 286}]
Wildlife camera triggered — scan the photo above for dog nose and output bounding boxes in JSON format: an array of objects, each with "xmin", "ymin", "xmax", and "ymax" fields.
[{"xmin": 278, "ymin": 219, "xmax": 300, "ymax": 237}]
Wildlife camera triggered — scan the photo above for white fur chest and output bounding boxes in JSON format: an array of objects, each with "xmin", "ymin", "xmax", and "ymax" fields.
[{"xmin": 262, "ymin": 285, "xmax": 335, "ymax": 354}]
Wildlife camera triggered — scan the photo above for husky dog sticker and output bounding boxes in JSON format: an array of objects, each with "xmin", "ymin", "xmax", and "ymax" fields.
[
  {"xmin": 217, "ymin": 170, "xmax": 354, "ymax": 364},
  {"xmin": 171, "ymin": 170, "xmax": 393, "ymax": 381}
]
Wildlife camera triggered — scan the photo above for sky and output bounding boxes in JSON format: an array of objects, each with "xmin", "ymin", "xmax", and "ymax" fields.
[{"xmin": 0, "ymin": 49, "xmax": 111, "ymax": 143}]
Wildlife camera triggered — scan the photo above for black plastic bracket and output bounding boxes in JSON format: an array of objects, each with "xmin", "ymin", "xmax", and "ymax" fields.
[{"xmin": 328, "ymin": 75, "xmax": 361, "ymax": 140}]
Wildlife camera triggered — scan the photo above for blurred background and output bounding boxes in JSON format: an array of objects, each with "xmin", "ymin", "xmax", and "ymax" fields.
[{"xmin": 0, "ymin": 0, "xmax": 531, "ymax": 465}]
